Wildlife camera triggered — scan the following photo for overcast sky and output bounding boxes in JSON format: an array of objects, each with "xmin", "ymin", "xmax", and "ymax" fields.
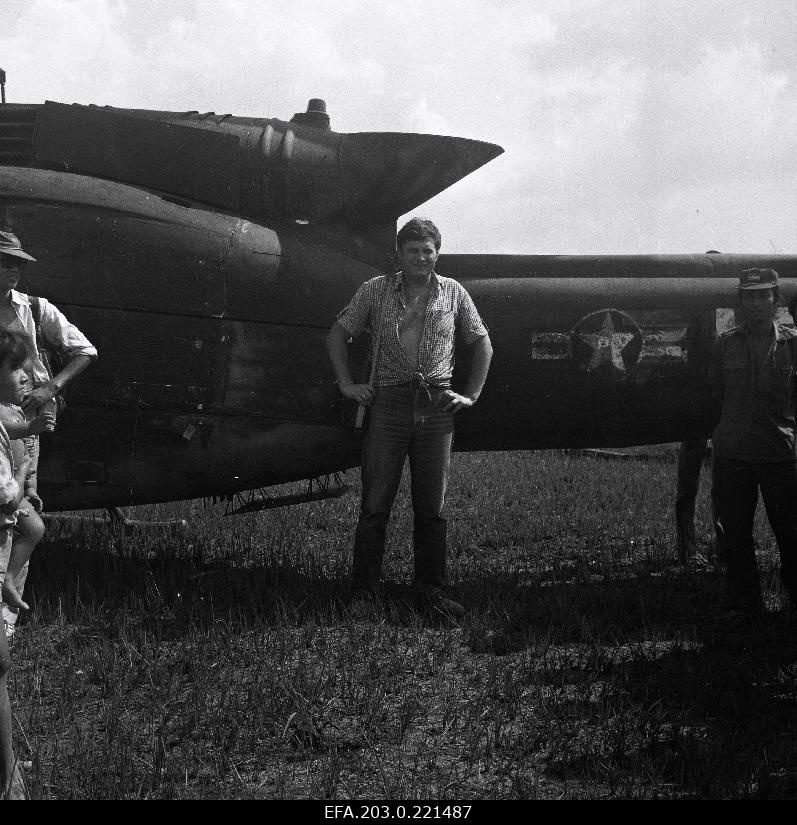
[{"xmin": 2, "ymin": 0, "xmax": 797, "ymax": 255}]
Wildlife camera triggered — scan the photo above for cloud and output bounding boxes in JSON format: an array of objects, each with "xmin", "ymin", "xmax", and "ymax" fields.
[
  {"xmin": 0, "ymin": 0, "xmax": 135, "ymax": 103},
  {"xmin": 405, "ymin": 1, "xmax": 797, "ymax": 253},
  {"xmin": 2, "ymin": 0, "xmax": 797, "ymax": 253}
]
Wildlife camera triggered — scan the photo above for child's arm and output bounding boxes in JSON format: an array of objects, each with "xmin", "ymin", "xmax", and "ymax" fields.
[
  {"xmin": 1, "ymin": 419, "xmax": 26, "ymax": 438},
  {"xmin": 1, "ymin": 409, "xmax": 56, "ymax": 439}
]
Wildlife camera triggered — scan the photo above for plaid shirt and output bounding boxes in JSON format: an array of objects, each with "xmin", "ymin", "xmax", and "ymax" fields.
[{"xmin": 336, "ymin": 271, "xmax": 488, "ymax": 387}]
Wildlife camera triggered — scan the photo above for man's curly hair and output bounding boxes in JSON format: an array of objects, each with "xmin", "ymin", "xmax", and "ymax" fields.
[{"xmin": 396, "ymin": 218, "xmax": 442, "ymax": 252}]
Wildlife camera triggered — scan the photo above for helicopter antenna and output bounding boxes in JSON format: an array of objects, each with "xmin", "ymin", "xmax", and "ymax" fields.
[{"xmin": 0, "ymin": 69, "xmax": 5, "ymax": 103}]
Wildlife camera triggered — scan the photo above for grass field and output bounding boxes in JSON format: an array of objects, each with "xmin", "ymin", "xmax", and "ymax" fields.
[{"xmin": 7, "ymin": 449, "xmax": 797, "ymax": 799}]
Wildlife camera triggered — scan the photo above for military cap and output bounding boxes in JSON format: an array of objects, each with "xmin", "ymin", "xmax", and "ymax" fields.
[
  {"xmin": 738, "ymin": 268, "xmax": 779, "ymax": 290},
  {"xmin": 0, "ymin": 231, "xmax": 36, "ymax": 262}
]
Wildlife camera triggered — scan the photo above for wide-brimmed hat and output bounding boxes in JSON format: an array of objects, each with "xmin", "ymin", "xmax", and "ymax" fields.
[
  {"xmin": 738, "ymin": 268, "xmax": 778, "ymax": 291},
  {"xmin": 0, "ymin": 231, "xmax": 36, "ymax": 262}
]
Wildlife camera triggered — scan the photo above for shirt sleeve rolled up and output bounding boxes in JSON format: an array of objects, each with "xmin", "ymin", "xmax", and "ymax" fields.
[
  {"xmin": 336, "ymin": 278, "xmax": 379, "ymax": 338},
  {"xmin": 455, "ymin": 284, "xmax": 489, "ymax": 346},
  {"xmin": 39, "ymin": 298, "xmax": 98, "ymax": 359}
]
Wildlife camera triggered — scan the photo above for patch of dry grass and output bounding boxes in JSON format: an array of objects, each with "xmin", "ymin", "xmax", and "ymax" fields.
[{"xmin": 7, "ymin": 450, "xmax": 797, "ymax": 799}]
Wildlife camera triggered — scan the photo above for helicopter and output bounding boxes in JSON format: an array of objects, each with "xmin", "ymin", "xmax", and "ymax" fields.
[{"xmin": 0, "ymin": 87, "xmax": 794, "ymax": 515}]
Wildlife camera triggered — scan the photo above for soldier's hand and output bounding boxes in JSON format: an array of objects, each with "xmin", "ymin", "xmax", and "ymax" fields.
[{"xmin": 341, "ymin": 383, "xmax": 375, "ymax": 407}]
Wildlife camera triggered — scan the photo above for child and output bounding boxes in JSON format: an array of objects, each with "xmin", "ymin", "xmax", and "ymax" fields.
[
  {"xmin": 0, "ymin": 398, "xmax": 52, "ymax": 618},
  {"xmin": 0, "ymin": 330, "xmax": 35, "ymax": 799}
]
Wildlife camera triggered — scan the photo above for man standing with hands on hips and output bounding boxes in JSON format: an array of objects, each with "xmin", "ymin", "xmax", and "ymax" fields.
[
  {"xmin": 710, "ymin": 267, "xmax": 797, "ymax": 627},
  {"xmin": 327, "ymin": 218, "xmax": 493, "ymax": 621}
]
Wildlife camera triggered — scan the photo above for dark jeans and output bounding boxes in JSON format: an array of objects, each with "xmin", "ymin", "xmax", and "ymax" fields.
[
  {"xmin": 712, "ymin": 456, "xmax": 797, "ymax": 613},
  {"xmin": 352, "ymin": 383, "xmax": 454, "ymax": 592}
]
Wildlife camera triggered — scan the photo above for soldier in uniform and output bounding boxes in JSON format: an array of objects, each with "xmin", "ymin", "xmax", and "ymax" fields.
[{"xmin": 710, "ymin": 268, "xmax": 797, "ymax": 624}]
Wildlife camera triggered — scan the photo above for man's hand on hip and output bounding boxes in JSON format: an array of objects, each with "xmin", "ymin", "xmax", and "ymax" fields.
[
  {"xmin": 340, "ymin": 383, "xmax": 375, "ymax": 407},
  {"xmin": 439, "ymin": 390, "xmax": 475, "ymax": 413}
]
